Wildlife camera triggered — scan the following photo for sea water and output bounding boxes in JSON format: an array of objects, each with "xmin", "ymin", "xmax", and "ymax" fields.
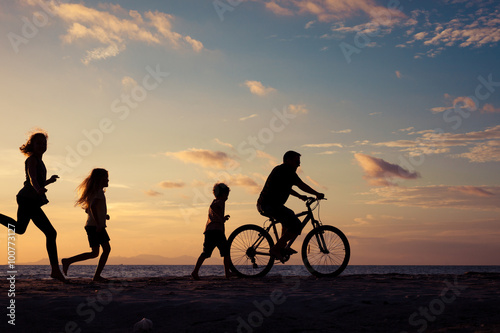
[{"xmin": 3, "ymin": 265, "xmax": 500, "ymax": 279}]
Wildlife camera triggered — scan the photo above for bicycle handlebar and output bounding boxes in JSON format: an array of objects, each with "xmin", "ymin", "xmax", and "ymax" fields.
[{"xmin": 305, "ymin": 197, "xmax": 326, "ymax": 206}]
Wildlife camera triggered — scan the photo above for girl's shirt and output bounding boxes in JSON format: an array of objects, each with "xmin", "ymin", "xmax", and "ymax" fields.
[
  {"xmin": 85, "ymin": 190, "xmax": 107, "ymax": 228},
  {"xmin": 204, "ymin": 198, "xmax": 226, "ymax": 233}
]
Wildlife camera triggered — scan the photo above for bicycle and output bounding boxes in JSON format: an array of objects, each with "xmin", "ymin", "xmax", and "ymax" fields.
[{"xmin": 227, "ymin": 198, "xmax": 350, "ymax": 278}]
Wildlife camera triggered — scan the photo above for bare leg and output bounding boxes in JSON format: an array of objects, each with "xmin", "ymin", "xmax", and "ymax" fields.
[
  {"xmin": 30, "ymin": 207, "xmax": 66, "ymax": 282},
  {"xmin": 62, "ymin": 247, "xmax": 100, "ymax": 275},
  {"xmin": 191, "ymin": 253, "xmax": 207, "ymax": 280},
  {"xmin": 93, "ymin": 242, "xmax": 110, "ymax": 281},
  {"xmin": 223, "ymin": 256, "xmax": 233, "ymax": 278},
  {"xmin": 271, "ymin": 230, "xmax": 296, "ymax": 260},
  {"xmin": 0, "ymin": 214, "xmax": 16, "ymax": 229}
]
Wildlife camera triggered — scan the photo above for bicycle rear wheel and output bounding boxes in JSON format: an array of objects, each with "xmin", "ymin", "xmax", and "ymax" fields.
[
  {"xmin": 228, "ymin": 224, "xmax": 274, "ymax": 278},
  {"xmin": 302, "ymin": 225, "xmax": 350, "ymax": 277}
]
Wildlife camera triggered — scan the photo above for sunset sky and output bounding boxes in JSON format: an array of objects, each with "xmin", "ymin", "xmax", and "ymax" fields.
[{"xmin": 1, "ymin": 0, "xmax": 499, "ymax": 266}]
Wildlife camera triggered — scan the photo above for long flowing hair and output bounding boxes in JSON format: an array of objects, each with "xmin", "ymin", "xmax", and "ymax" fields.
[
  {"xmin": 19, "ymin": 131, "xmax": 48, "ymax": 156},
  {"xmin": 76, "ymin": 168, "xmax": 108, "ymax": 209}
]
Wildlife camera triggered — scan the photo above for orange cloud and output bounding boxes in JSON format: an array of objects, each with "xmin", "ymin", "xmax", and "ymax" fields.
[
  {"xmin": 261, "ymin": 0, "xmax": 406, "ymax": 22},
  {"xmin": 206, "ymin": 172, "xmax": 261, "ymax": 194},
  {"xmin": 288, "ymin": 104, "xmax": 309, "ymax": 114},
  {"xmin": 24, "ymin": 1, "xmax": 203, "ymax": 64},
  {"xmin": 243, "ymin": 80, "xmax": 276, "ymax": 96},
  {"xmin": 165, "ymin": 149, "xmax": 239, "ymax": 170},
  {"xmin": 366, "ymin": 185, "xmax": 499, "ymax": 211},
  {"xmin": 355, "ymin": 153, "xmax": 420, "ymax": 186},
  {"xmin": 452, "ymin": 186, "xmax": 494, "ymax": 197},
  {"xmin": 158, "ymin": 181, "xmax": 185, "ymax": 189},
  {"xmin": 144, "ymin": 189, "xmax": 162, "ymax": 197},
  {"xmin": 481, "ymin": 103, "xmax": 500, "ymax": 114}
]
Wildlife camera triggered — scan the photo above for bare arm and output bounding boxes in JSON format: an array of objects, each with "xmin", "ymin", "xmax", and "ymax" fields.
[
  {"xmin": 295, "ymin": 179, "xmax": 325, "ymax": 200},
  {"xmin": 290, "ymin": 189, "xmax": 308, "ymax": 201},
  {"xmin": 45, "ymin": 175, "xmax": 59, "ymax": 186}
]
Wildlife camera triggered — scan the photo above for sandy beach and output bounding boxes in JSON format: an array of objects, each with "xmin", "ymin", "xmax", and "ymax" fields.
[{"xmin": 1, "ymin": 273, "xmax": 499, "ymax": 333}]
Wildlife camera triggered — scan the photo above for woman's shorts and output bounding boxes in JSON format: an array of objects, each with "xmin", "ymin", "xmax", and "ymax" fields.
[{"xmin": 85, "ymin": 226, "xmax": 110, "ymax": 248}]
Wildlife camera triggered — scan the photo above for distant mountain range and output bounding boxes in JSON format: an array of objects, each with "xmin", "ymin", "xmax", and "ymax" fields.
[
  {"xmin": 19, "ymin": 254, "xmax": 218, "ymax": 265},
  {"xmin": 19, "ymin": 253, "xmax": 303, "ymax": 265}
]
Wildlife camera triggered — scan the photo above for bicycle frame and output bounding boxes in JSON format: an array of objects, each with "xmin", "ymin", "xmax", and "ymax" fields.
[
  {"xmin": 262, "ymin": 198, "xmax": 325, "ymax": 256},
  {"xmin": 228, "ymin": 197, "xmax": 350, "ymax": 277}
]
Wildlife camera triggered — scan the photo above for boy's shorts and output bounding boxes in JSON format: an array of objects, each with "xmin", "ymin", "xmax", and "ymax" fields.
[
  {"xmin": 202, "ymin": 230, "xmax": 229, "ymax": 258},
  {"xmin": 85, "ymin": 226, "xmax": 110, "ymax": 248}
]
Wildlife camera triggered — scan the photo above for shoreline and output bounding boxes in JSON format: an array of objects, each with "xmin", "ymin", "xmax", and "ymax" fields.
[{"xmin": 1, "ymin": 273, "xmax": 499, "ymax": 332}]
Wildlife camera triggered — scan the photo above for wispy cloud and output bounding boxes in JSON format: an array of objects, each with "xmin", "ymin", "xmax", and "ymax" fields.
[
  {"xmin": 365, "ymin": 185, "xmax": 499, "ymax": 211},
  {"xmin": 243, "ymin": 80, "xmax": 276, "ymax": 96},
  {"xmin": 287, "ymin": 104, "xmax": 309, "ymax": 114},
  {"xmin": 355, "ymin": 153, "xmax": 420, "ymax": 186},
  {"xmin": 302, "ymin": 143, "xmax": 343, "ymax": 148},
  {"xmin": 165, "ymin": 149, "xmax": 239, "ymax": 170},
  {"xmin": 305, "ymin": 175, "xmax": 327, "ymax": 190},
  {"xmin": 430, "ymin": 95, "xmax": 477, "ymax": 114},
  {"xmin": 121, "ymin": 76, "xmax": 138, "ymax": 90},
  {"xmin": 403, "ymin": 3, "xmax": 500, "ymax": 58},
  {"xmin": 362, "ymin": 125, "xmax": 500, "ymax": 162},
  {"xmin": 258, "ymin": 0, "xmax": 406, "ymax": 22},
  {"xmin": 239, "ymin": 114, "xmax": 259, "ymax": 121},
  {"xmin": 481, "ymin": 103, "xmax": 500, "ymax": 114},
  {"xmin": 24, "ymin": 0, "xmax": 204, "ymax": 64},
  {"xmin": 454, "ymin": 140, "xmax": 500, "ymax": 163},
  {"xmin": 256, "ymin": 150, "xmax": 278, "ymax": 167},
  {"xmin": 158, "ymin": 181, "xmax": 185, "ymax": 189},
  {"xmin": 144, "ymin": 189, "xmax": 163, "ymax": 197},
  {"xmin": 331, "ymin": 129, "xmax": 352, "ymax": 134},
  {"xmin": 214, "ymin": 138, "xmax": 234, "ymax": 149},
  {"xmin": 206, "ymin": 172, "xmax": 261, "ymax": 194}
]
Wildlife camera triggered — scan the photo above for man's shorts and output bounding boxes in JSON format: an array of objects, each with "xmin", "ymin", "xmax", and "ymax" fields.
[
  {"xmin": 85, "ymin": 226, "xmax": 110, "ymax": 248},
  {"xmin": 257, "ymin": 204, "xmax": 302, "ymax": 234},
  {"xmin": 202, "ymin": 230, "xmax": 229, "ymax": 258}
]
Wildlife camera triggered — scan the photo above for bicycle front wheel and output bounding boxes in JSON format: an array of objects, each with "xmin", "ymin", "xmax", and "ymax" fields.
[
  {"xmin": 228, "ymin": 224, "xmax": 274, "ymax": 278},
  {"xmin": 302, "ymin": 225, "xmax": 350, "ymax": 277}
]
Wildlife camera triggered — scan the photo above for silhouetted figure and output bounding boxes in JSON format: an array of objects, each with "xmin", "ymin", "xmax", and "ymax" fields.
[
  {"xmin": 0, "ymin": 131, "xmax": 66, "ymax": 282},
  {"xmin": 257, "ymin": 151, "xmax": 324, "ymax": 261},
  {"xmin": 62, "ymin": 168, "xmax": 111, "ymax": 282},
  {"xmin": 192, "ymin": 183, "xmax": 232, "ymax": 280}
]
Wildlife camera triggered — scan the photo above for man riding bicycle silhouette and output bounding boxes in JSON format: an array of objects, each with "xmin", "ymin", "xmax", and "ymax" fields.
[{"xmin": 257, "ymin": 151, "xmax": 324, "ymax": 260}]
